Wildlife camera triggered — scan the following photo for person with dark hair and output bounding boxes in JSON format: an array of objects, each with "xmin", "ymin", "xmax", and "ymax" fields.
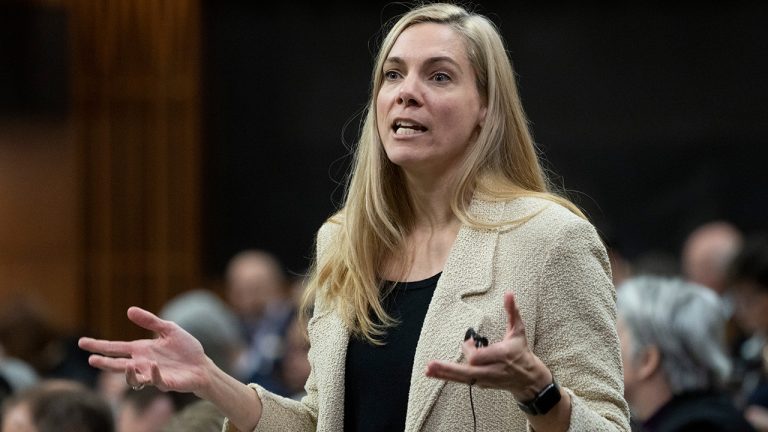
[
  {"xmin": 224, "ymin": 250, "xmax": 295, "ymax": 389},
  {"xmin": 729, "ymin": 235, "xmax": 768, "ymax": 430},
  {"xmin": 116, "ymin": 386, "xmax": 175, "ymax": 432},
  {"xmin": 79, "ymin": 3, "xmax": 629, "ymax": 431},
  {"xmin": 1, "ymin": 380, "xmax": 114, "ymax": 432}
]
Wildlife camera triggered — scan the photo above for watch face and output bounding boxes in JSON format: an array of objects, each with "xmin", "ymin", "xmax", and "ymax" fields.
[
  {"xmin": 534, "ymin": 383, "xmax": 562, "ymax": 414},
  {"xmin": 518, "ymin": 382, "xmax": 561, "ymax": 416}
]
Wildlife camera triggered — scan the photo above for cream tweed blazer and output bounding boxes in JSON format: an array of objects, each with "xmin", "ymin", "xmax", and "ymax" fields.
[{"xmin": 225, "ymin": 197, "xmax": 630, "ymax": 431}]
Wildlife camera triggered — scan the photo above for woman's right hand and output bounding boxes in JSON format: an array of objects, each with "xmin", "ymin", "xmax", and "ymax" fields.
[
  {"xmin": 81, "ymin": 306, "xmax": 264, "ymax": 430},
  {"xmin": 79, "ymin": 306, "xmax": 214, "ymax": 396}
]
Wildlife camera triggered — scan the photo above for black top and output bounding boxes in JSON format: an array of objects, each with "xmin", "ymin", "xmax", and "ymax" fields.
[
  {"xmin": 343, "ymin": 272, "xmax": 441, "ymax": 432},
  {"xmin": 642, "ymin": 390, "xmax": 755, "ymax": 432}
]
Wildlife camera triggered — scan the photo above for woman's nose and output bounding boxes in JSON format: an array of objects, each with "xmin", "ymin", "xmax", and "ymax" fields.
[{"xmin": 397, "ymin": 76, "xmax": 422, "ymax": 107}]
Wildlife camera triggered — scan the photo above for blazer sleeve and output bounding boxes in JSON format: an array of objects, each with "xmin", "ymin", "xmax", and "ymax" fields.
[
  {"xmin": 532, "ymin": 217, "xmax": 631, "ymax": 432},
  {"xmin": 222, "ymin": 222, "xmax": 341, "ymax": 432}
]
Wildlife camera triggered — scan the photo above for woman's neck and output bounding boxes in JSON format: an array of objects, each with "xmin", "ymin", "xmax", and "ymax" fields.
[
  {"xmin": 379, "ymin": 175, "xmax": 469, "ymax": 282},
  {"xmin": 404, "ymin": 171, "xmax": 463, "ymax": 230}
]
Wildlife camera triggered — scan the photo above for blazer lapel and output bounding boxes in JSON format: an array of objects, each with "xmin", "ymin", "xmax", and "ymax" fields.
[
  {"xmin": 405, "ymin": 199, "xmax": 505, "ymax": 431},
  {"xmin": 308, "ymin": 309, "xmax": 349, "ymax": 431}
]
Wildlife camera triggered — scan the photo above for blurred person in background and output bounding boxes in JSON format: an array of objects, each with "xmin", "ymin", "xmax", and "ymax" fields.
[
  {"xmin": 96, "ymin": 371, "xmax": 129, "ymax": 420},
  {"xmin": 162, "ymin": 400, "xmax": 225, "ymax": 432},
  {"xmin": 682, "ymin": 221, "xmax": 742, "ymax": 295},
  {"xmin": 0, "ymin": 354, "xmax": 39, "ymax": 405},
  {"xmin": 116, "ymin": 386, "xmax": 175, "ymax": 432},
  {"xmin": 617, "ymin": 276, "xmax": 753, "ymax": 431},
  {"xmin": 682, "ymin": 221, "xmax": 746, "ymax": 364},
  {"xmin": 224, "ymin": 250, "xmax": 296, "ymax": 390},
  {"xmin": 728, "ymin": 235, "xmax": 768, "ymax": 431},
  {"xmin": 96, "ymin": 371, "xmax": 175, "ymax": 432},
  {"xmin": 1, "ymin": 379, "xmax": 114, "ymax": 432},
  {"xmin": 271, "ymin": 316, "xmax": 311, "ymax": 401},
  {"xmin": 0, "ymin": 298, "xmax": 98, "ymax": 387}
]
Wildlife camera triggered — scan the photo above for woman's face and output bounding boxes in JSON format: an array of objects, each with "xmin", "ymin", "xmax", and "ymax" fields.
[{"xmin": 376, "ymin": 22, "xmax": 486, "ymax": 179}]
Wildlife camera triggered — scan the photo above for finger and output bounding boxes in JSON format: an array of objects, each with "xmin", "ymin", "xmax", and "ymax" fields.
[
  {"xmin": 88, "ymin": 354, "xmax": 131, "ymax": 373},
  {"xmin": 425, "ymin": 360, "xmax": 487, "ymax": 385},
  {"xmin": 127, "ymin": 307, "xmax": 171, "ymax": 335},
  {"xmin": 126, "ymin": 363, "xmax": 141, "ymax": 387},
  {"xmin": 79, "ymin": 337, "xmax": 133, "ymax": 358},
  {"xmin": 466, "ymin": 342, "xmax": 513, "ymax": 366},
  {"xmin": 461, "ymin": 338, "xmax": 477, "ymax": 360},
  {"xmin": 150, "ymin": 361, "xmax": 164, "ymax": 389},
  {"xmin": 504, "ymin": 292, "xmax": 526, "ymax": 337}
]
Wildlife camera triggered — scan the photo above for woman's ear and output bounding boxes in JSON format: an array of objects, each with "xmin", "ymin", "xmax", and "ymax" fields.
[
  {"xmin": 636, "ymin": 345, "xmax": 661, "ymax": 380},
  {"xmin": 478, "ymin": 105, "xmax": 487, "ymax": 128}
]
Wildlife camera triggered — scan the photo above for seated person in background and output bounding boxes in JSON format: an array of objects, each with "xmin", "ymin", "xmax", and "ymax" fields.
[
  {"xmin": 617, "ymin": 276, "xmax": 754, "ymax": 431},
  {"xmin": 116, "ymin": 386, "xmax": 175, "ymax": 432},
  {"xmin": 224, "ymin": 250, "xmax": 295, "ymax": 389},
  {"xmin": 1, "ymin": 379, "xmax": 114, "ymax": 432},
  {"xmin": 0, "ymin": 355, "xmax": 39, "ymax": 404},
  {"xmin": 729, "ymin": 235, "xmax": 768, "ymax": 431},
  {"xmin": 0, "ymin": 298, "xmax": 98, "ymax": 387},
  {"xmin": 270, "ymin": 316, "xmax": 311, "ymax": 400},
  {"xmin": 162, "ymin": 400, "xmax": 225, "ymax": 432},
  {"xmin": 682, "ymin": 221, "xmax": 743, "ymax": 295},
  {"xmin": 682, "ymin": 221, "xmax": 747, "ymax": 361}
]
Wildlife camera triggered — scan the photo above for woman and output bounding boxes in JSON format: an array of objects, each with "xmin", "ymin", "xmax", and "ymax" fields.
[{"xmin": 79, "ymin": 3, "xmax": 630, "ymax": 431}]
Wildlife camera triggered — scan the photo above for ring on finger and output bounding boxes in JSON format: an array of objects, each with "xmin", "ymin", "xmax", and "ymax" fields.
[{"xmin": 131, "ymin": 383, "xmax": 146, "ymax": 391}]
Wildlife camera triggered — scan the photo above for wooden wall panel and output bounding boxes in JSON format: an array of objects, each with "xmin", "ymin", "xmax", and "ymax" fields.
[
  {"xmin": 0, "ymin": 119, "xmax": 79, "ymax": 332},
  {"xmin": 69, "ymin": 0, "xmax": 202, "ymax": 339}
]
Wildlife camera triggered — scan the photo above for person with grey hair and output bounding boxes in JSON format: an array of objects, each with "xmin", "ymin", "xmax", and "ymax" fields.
[{"xmin": 617, "ymin": 276, "xmax": 754, "ymax": 431}]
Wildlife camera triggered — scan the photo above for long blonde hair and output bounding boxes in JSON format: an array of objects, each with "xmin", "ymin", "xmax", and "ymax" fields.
[{"xmin": 302, "ymin": 3, "xmax": 583, "ymax": 343}]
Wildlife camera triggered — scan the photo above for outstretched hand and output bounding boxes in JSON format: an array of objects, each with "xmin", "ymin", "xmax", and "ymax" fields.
[
  {"xmin": 79, "ymin": 307, "xmax": 213, "ymax": 396},
  {"xmin": 425, "ymin": 292, "xmax": 552, "ymax": 401}
]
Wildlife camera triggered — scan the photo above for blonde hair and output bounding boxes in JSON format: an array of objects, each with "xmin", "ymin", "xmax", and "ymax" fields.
[{"xmin": 302, "ymin": 3, "xmax": 583, "ymax": 343}]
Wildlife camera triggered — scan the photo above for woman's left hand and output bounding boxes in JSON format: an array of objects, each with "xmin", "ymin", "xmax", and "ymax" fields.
[{"xmin": 425, "ymin": 292, "xmax": 552, "ymax": 402}]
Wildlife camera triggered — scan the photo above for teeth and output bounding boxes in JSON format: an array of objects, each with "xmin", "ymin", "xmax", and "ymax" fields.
[
  {"xmin": 393, "ymin": 120, "xmax": 426, "ymax": 134},
  {"xmin": 395, "ymin": 127, "xmax": 421, "ymax": 135}
]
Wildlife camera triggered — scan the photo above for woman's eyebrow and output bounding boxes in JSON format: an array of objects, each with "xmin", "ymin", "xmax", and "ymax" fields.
[{"xmin": 383, "ymin": 56, "xmax": 461, "ymax": 70}]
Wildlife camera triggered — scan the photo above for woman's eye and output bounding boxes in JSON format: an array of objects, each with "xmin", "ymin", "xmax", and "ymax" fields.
[
  {"xmin": 432, "ymin": 72, "xmax": 451, "ymax": 82},
  {"xmin": 384, "ymin": 70, "xmax": 400, "ymax": 80}
]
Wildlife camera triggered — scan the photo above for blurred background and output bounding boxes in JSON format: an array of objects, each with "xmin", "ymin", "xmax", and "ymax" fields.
[{"xmin": 1, "ymin": 0, "xmax": 766, "ymax": 341}]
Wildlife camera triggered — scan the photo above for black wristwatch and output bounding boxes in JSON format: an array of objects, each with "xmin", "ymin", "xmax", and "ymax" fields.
[{"xmin": 516, "ymin": 379, "xmax": 562, "ymax": 416}]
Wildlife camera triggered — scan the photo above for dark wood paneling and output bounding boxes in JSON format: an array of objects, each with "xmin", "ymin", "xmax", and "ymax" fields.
[{"xmin": 70, "ymin": 0, "xmax": 202, "ymax": 339}]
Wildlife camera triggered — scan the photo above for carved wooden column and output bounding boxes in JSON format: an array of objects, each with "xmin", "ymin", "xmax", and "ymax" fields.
[{"xmin": 70, "ymin": 0, "xmax": 202, "ymax": 339}]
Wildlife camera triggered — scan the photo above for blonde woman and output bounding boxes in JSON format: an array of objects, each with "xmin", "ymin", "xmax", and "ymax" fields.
[{"xmin": 80, "ymin": 3, "xmax": 630, "ymax": 431}]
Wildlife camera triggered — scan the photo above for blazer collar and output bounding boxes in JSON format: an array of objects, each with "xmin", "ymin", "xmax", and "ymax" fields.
[{"xmin": 405, "ymin": 198, "xmax": 506, "ymax": 431}]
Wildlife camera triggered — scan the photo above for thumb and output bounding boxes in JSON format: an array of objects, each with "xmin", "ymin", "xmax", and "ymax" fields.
[
  {"xmin": 127, "ymin": 306, "xmax": 169, "ymax": 335},
  {"xmin": 504, "ymin": 292, "xmax": 526, "ymax": 337}
]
